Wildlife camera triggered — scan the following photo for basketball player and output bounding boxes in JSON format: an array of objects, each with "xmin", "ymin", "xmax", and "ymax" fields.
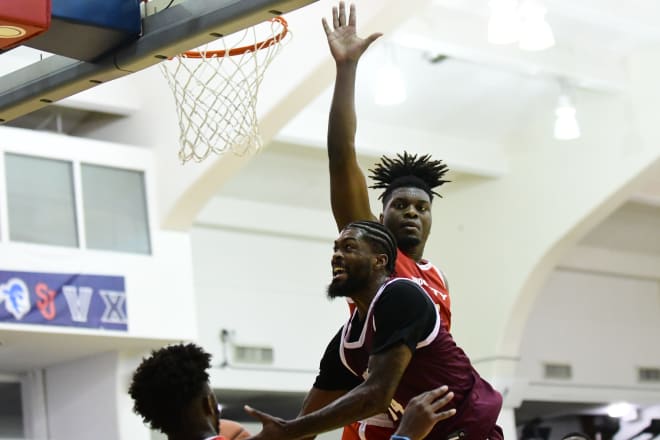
[
  {"xmin": 303, "ymin": 4, "xmax": 455, "ymax": 440},
  {"xmin": 129, "ymin": 343, "xmax": 250, "ymax": 440},
  {"xmin": 245, "ymin": 221, "xmax": 503, "ymax": 440}
]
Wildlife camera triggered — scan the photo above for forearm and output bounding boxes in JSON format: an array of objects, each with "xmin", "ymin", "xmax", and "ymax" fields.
[
  {"xmin": 328, "ymin": 61, "xmax": 359, "ymax": 166},
  {"xmin": 284, "ymin": 383, "xmax": 388, "ymax": 439},
  {"xmin": 297, "ymin": 388, "xmax": 347, "ymax": 440}
]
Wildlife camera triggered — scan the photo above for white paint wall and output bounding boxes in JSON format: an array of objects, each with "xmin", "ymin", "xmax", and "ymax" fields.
[
  {"xmin": 0, "ymin": 127, "xmax": 198, "ymax": 440},
  {"xmin": 0, "ymin": 127, "xmax": 198, "ymax": 341},
  {"xmin": 191, "ymin": 210, "xmax": 347, "ymax": 391},
  {"xmin": 518, "ymin": 268, "xmax": 660, "ymax": 404},
  {"xmin": 45, "ymin": 352, "xmax": 120, "ymax": 440}
]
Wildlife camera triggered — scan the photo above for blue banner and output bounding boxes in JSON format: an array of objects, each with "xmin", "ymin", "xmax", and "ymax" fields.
[{"xmin": 0, "ymin": 270, "xmax": 127, "ymax": 331}]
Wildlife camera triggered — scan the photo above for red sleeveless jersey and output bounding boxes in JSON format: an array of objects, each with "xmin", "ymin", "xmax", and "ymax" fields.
[{"xmin": 349, "ymin": 249, "xmax": 451, "ymax": 331}]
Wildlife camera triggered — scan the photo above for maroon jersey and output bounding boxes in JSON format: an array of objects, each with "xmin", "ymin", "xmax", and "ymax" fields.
[{"xmin": 339, "ymin": 278, "xmax": 502, "ymax": 440}]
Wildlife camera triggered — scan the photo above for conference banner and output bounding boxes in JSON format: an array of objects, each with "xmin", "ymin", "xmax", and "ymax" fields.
[{"xmin": 0, "ymin": 270, "xmax": 127, "ymax": 331}]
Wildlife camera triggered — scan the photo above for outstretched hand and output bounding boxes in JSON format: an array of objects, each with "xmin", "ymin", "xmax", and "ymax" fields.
[
  {"xmin": 322, "ymin": 1, "xmax": 382, "ymax": 64},
  {"xmin": 244, "ymin": 405, "xmax": 291, "ymax": 440},
  {"xmin": 393, "ymin": 386, "xmax": 456, "ymax": 440}
]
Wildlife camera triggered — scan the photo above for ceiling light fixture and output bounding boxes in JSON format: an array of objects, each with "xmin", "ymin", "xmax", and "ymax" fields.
[
  {"xmin": 487, "ymin": 0, "xmax": 520, "ymax": 45},
  {"xmin": 373, "ymin": 44, "xmax": 407, "ymax": 106},
  {"xmin": 518, "ymin": 0, "xmax": 555, "ymax": 51},
  {"xmin": 606, "ymin": 402, "xmax": 638, "ymax": 421},
  {"xmin": 554, "ymin": 93, "xmax": 580, "ymax": 140},
  {"xmin": 487, "ymin": 0, "xmax": 555, "ymax": 51}
]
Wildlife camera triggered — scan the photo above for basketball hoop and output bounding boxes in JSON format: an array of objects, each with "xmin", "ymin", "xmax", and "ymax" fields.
[{"xmin": 160, "ymin": 16, "xmax": 289, "ymax": 163}]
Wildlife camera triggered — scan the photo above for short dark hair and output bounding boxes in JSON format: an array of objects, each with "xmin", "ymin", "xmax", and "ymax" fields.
[
  {"xmin": 346, "ymin": 220, "xmax": 397, "ymax": 274},
  {"xmin": 369, "ymin": 151, "xmax": 450, "ymax": 203},
  {"xmin": 129, "ymin": 343, "xmax": 212, "ymax": 434}
]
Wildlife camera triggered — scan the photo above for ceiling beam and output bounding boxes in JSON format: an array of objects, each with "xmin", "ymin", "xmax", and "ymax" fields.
[{"xmin": 275, "ymin": 109, "xmax": 509, "ymax": 179}]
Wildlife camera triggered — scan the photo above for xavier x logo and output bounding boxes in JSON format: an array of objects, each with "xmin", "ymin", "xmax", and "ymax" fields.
[{"xmin": 100, "ymin": 290, "xmax": 127, "ymax": 324}]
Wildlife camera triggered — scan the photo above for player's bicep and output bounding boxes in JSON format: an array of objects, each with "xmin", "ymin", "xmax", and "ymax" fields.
[{"xmin": 329, "ymin": 160, "xmax": 376, "ymax": 231}]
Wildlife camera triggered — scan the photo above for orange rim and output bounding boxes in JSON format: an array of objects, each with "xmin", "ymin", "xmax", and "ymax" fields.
[{"xmin": 180, "ymin": 16, "xmax": 288, "ymax": 59}]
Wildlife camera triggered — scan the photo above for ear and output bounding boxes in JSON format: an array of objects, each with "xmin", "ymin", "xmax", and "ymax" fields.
[
  {"xmin": 379, "ymin": 213, "xmax": 384, "ymax": 223},
  {"xmin": 202, "ymin": 393, "xmax": 215, "ymax": 416},
  {"xmin": 373, "ymin": 253, "xmax": 388, "ymax": 271}
]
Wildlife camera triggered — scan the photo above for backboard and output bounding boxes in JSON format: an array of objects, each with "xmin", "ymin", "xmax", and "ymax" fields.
[{"xmin": 0, "ymin": 0, "xmax": 317, "ymax": 123}]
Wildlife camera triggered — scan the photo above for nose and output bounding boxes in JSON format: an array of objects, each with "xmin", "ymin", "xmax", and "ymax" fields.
[{"xmin": 403, "ymin": 205, "xmax": 418, "ymax": 218}]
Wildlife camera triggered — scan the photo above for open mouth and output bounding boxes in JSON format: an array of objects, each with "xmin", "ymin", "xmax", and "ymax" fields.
[{"xmin": 332, "ymin": 266, "xmax": 347, "ymax": 281}]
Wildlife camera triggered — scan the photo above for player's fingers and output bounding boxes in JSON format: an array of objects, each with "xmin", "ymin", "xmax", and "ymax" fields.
[
  {"xmin": 332, "ymin": 6, "xmax": 339, "ymax": 29},
  {"xmin": 430, "ymin": 391, "xmax": 454, "ymax": 412},
  {"xmin": 365, "ymin": 32, "xmax": 383, "ymax": 47},
  {"xmin": 243, "ymin": 405, "xmax": 270, "ymax": 423},
  {"xmin": 322, "ymin": 17, "xmax": 332, "ymax": 36},
  {"xmin": 432, "ymin": 408, "xmax": 457, "ymax": 422},
  {"xmin": 420, "ymin": 385, "xmax": 449, "ymax": 403},
  {"xmin": 338, "ymin": 1, "xmax": 346, "ymax": 27},
  {"xmin": 348, "ymin": 3, "xmax": 356, "ymax": 27}
]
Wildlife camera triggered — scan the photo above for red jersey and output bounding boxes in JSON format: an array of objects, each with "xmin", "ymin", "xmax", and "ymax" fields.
[
  {"xmin": 392, "ymin": 249, "xmax": 451, "ymax": 331},
  {"xmin": 350, "ymin": 249, "xmax": 451, "ymax": 330}
]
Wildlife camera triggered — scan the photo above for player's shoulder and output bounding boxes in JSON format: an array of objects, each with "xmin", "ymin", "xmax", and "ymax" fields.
[{"xmin": 380, "ymin": 277, "xmax": 426, "ymax": 299}]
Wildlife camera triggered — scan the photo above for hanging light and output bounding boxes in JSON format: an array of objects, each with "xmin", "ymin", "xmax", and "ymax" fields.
[
  {"xmin": 606, "ymin": 402, "xmax": 638, "ymax": 421},
  {"xmin": 488, "ymin": 0, "xmax": 520, "ymax": 45},
  {"xmin": 373, "ymin": 45, "xmax": 407, "ymax": 106},
  {"xmin": 554, "ymin": 93, "xmax": 580, "ymax": 140},
  {"xmin": 518, "ymin": 0, "xmax": 555, "ymax": 51}
]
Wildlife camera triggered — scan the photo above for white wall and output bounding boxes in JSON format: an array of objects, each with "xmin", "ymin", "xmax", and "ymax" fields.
[
  {"xmin": 45, "ymin": 352, "xmax": 120, "ymax": 440},
  {"xmin": 518, "ymin": 268, "xmax": 660, "ymax": 404},
  {"xmin": 191, "ymin": 208, "xmax": 347, "ymax": 391},
  {"xmin": 0, "ymin": 127, "xmax": 197, "ymax": 342}
]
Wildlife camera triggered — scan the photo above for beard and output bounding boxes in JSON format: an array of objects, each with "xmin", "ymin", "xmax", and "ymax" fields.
[{"xmin": 327, "ymin": 269, "xmax": 372, "ymax": 299}]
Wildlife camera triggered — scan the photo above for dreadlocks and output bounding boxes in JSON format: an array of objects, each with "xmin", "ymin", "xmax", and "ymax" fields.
[
  {"xmin": 129, "ymin": 343, "xmax": 212, "ymax": 434},
  {"xmin": 369, "ymin": 151, "xmax": 450, "ymax": 203},
  {"xmin": 346, "ymin": 220, "xmax": 397, "ymax": 274}
]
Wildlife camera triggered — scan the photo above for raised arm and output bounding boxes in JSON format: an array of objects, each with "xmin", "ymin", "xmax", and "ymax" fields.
[
  {"xmin": 245, "ymin": 344, "xmax": 412, "ymax": 440},
  {"xmin": 322, "ymin": 1, "xmax": 382, "ymax": 230}
]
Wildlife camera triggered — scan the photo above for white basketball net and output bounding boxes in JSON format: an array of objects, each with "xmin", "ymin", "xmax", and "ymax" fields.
[{"xmin": 160, "ymin": 18, "xmax": 289, "ymax": 163}]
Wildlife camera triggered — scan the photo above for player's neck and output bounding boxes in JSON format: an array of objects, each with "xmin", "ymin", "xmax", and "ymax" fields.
[
  {"xmin": 351, "ymin": 274, "xmax": 390, "ymax": 319},
  {"xmin": 167, "ymin": 419, "xmax": 218, "ymax": 440},
  {"xmin": 400, "ymin": 244, "xmax": 425, "ymax": 263}
]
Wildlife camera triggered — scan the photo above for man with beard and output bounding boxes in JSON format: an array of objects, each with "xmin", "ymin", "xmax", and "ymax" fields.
[
  {"xmin": 245, "ymin": 221, "xmax": 503, "ymax": 440},
  {"xmin": 305, "ymin": 4, "xmax": 456, "ymax": 440}
]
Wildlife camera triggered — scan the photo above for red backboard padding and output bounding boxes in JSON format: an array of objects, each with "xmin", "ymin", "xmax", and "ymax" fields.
[{"xmin": 0, "ymin": 0, "xmax": 51, "ymax": 50}]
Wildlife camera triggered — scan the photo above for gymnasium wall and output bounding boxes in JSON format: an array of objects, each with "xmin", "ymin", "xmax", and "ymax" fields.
[
  {"xmin": 518, "ymin": 267, "xmax": 660, "ymax": 404},
  {"xmin": 0, "ymin": 127, "xmax": 198, "ymax": 341},
  {"xmin": 190, "ymin": 197, "xmax": 346, "ymax": 391}
]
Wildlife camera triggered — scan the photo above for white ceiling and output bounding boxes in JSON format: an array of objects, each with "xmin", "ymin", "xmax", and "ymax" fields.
[
  {"xmin": 3, "ymin": 0, "xmax": 660, "ymax": 253},
  {"xmin": 220, "ymin": 0, "xmax": 660, "ymax": 256}
]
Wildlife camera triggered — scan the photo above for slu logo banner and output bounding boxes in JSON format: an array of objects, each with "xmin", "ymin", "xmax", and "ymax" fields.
[{"xmin": 0, "ymin": 270, "xmax": 127, "ymax": 331}]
